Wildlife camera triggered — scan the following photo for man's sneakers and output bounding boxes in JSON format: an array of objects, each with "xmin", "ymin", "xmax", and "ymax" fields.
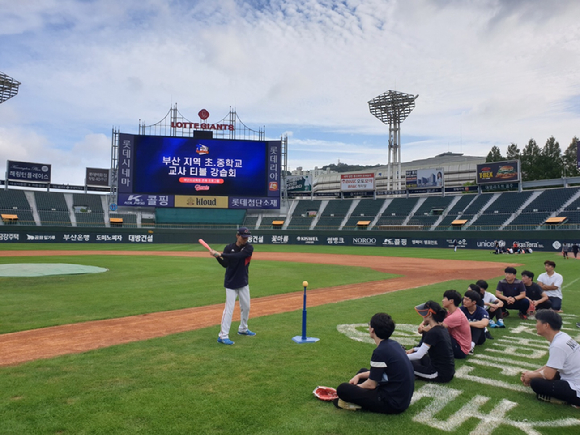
[
  {"xmin": 333, "ymin": 399, "xmax": 362, "ymax": 411},
  {"xmin": 537, "ymin": 394, "xmax": 567, "ymax": 405},
  {"xmin": 490, "ymin": 319, "xmax": 505, "ymax": 328},
  {"xmin": 218, "ymin": 330, "xmax": 256, "ymax": 344},
  {"xmin": 238, "ymin": 329, "xmax": 256, "ymax": 336},
  {"xmin": 519, "ymin": 312, "xmax": 528, "ymax": 320},
  {"xmin": 502, "ymin": 311, "xmax": 510, "ymax": 318}
]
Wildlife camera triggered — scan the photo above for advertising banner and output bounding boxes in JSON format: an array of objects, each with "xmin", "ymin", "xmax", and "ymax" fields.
[
  {"xmin": 0, "ymin": 228, "xmax": 570, "ymax": 251},
  {"xmin": 117, "ymin": 193, "xmax": 174, "ymax": 207},
  {"xmin": 86, "ymin": 168, "xmax": 110, "ymax": 187},
  {"xmin": 7, "ymin": 160, "xmax": 51, "ymax": 184},
  {"xmin": 286, "ymin": 175, "xmax": 311, "ymax": 192},
  {"xmin": 175, "ymin": 195, "xmax": 229, "ymax": 208},
  {"xmin": 405, "ymin": 168, "xmax": 444, "ymax": 189},
  {"xmin": 340, "ymin": 173, "xmax": 374, "ymax": 192},
  {"xmin": 476, "ymin": 160, "xmax": 520, "ymax": 184}
]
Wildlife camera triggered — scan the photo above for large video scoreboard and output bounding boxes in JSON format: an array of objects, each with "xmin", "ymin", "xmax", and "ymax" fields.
[{"xmin": 117, "ymin": 134, "xmax": 281, "ymax": 209}]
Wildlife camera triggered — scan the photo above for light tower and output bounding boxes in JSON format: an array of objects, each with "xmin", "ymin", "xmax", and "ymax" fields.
[
  {"xmin": 368, "ymin": 90, "xmax": 418, "ymax": 191},
  {"xmin": 0, "ymin": 72, "xmax": 21, "ymax": 104}
]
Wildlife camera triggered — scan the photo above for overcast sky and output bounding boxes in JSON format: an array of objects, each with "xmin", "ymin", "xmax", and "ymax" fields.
[{"xmin": 1, "ymin": 0, "xmax": 579, "ymax": 184}]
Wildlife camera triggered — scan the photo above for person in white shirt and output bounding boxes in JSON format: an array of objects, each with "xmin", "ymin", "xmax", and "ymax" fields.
[
  {"xmin": 475, "ymin": 280, "xmax": 504, "ymax": 328},
  {"xmin": 537, "ymin": 260, "xmax": 564, "ymax": 312},
  {"xmin": 521, "ymin": 310, "xmax": 580, "ymax": 406}
]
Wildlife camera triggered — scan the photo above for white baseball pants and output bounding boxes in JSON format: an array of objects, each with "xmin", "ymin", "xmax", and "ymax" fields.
[{"xmin": 219, "ymin": 285, "xmax": 251, "ymax": 339}]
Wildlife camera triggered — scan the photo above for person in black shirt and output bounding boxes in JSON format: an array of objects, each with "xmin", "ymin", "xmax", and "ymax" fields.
[
  {"xmin": 407, "ymin": 301, "xmax": 455, "ymax": 383},
  {"xmin": 210, "ymin": 227, "xmax": 255, "ymax": 345},
  {"xmin": 496, "ymin": 266, "xmax": 530, "ymax": 320},
  {"xmin": 521, "ymin": 270, "xmax": 552, "ymax": 314},
  {"xmin": 335, "ymin": 313, "xmax": 414, "ymax": 413}
]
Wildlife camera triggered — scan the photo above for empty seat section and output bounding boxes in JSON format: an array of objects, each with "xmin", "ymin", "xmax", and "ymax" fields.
[
  {"xmin": 109, "ymin": 213, "xmax": 137, "ymax": 228},
  {"xmin": 376, "ymin": 197, "xmax": 419, "ymax": 226},
  {"xmin": 287, "ymin": 200, "xmax": 321, "ymax": 229},
  {"xmin": 451, "ymin": 194, "xmax": 494, "ymax": 226},
  {"xmin": 343, "ymin": 199, "xmax": 385, "ymax": 228},
  {"xmin": 509, "ymin": 212, "xmax": 551, "ymax": 227},
  {"xmin": 520, "ymin": 188, "xmax": 577, "ymax": 213},
  {"xmin": 434, "ymin": 195, "xmax": 476, "ymax": 228},
  {"xmin": 315, "ymin": 200, "xmax": 351, "ymax": 229},
  {"xmin": 483, "ymin": 191, "xmax": 533, "ymax": 214},
  {"xmin": 75, "ymin": 213, "xmax": 104, "ymax": 227},
  {"xmin": 35, "ymin": 191, "xmax": 68, "ymax": 211},
  {"xmin": 37, "ymin": 210, "xmax": 72, "ymax": 226},
  {"xmin": 0, "ymin": 190, "xmax": 30, "ymax": 210},
  {"xmin": 406, "ymin": 215, "xmax": 440, "ymax": 227},
  {"xmin": 0, "ymin": 190, "xmax": 35, "ymax": 225},
  {"xmin": 407, "ymin": 196, "xmax": 454, "ymax": 227},
  {"xmin": 469, "ymin": 191, "xmax": 534, "ymax": 229},
  {"xmin": 562, "ymin": 188, "xmax": 580, "ymax": 212},
  {"xmin": 468, "ymin": 213, "xmax": 511, "ymax": 229},
  {"xmin": 72, "ymin": 193, "xmax": 105, "ymax": 212},
  {"xmin": 35, "ymin": 192, "xmax": 71, "ymax": 226},
  {"xmin": 558, "ymin": 211, "xmax": 580, "ymax": 224},
  {"xmin": 259, "ymin": 217, "xmax": 285, "ymax": 228},
  {"xmin": 242, "ymin": 215, "xmax": 259, "ymax": 228}
]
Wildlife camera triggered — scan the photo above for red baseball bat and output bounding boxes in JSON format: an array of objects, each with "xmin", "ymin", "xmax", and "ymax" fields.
[{"xmin": 198, "ymin": 239, "xmax": 212, "ymax": 252}]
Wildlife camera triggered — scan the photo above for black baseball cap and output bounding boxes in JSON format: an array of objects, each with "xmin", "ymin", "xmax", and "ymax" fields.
[{"xmin": 237, "ymin": 227, "xmax": 251, "ymax": 238}]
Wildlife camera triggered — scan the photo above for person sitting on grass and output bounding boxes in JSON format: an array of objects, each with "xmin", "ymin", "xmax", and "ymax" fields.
[
  {"xmin": 460, "ymin": 290, "xmax": 490, "ymax": 352},
  {"xmin": 439, "ymin": 290, "xmax": 471, "ymax": 359},
  {"xmin": 520, "ymin": 310, "xmax": 580, "ymax": 407},
  {"xmin": 521, "ymin": 270, "xmax": 552, "ymax": 317},
  {"xmin": 495, "ymin": 266, "xmax": 530, "ymax": 320},
  {"xmin": 335, "ymin": 312, "xmax": 414, "ymax": 413},
  {"xmin": 475, "ymin": 279, "xmax": 504, "ymax": 328},
  {"xmin": 537, "ymin": 260, "xmax": 564, "ymax": 313},
  {"xmin": 406, "ymin": 301, "xmax": 455, "ymax": 383}
]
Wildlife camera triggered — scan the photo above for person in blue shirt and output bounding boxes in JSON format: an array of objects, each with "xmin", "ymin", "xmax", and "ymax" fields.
[
  {"xmin": 460, "ymin": 289, "xmax": 490, "ymax": 353},
  {"xmin": 210, "ymin": 227, "xmax": 255, "ymax": 345}
]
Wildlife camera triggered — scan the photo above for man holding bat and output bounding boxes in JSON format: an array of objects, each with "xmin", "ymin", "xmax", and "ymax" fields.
[{"xmin": 209, "ymin": 227, "xmax": 256, "ymax": 345}]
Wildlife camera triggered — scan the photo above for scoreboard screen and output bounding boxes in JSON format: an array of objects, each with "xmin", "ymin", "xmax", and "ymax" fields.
[{"xmin": 117, "ymin": 133, "xmax": 281, "ymax": 209}]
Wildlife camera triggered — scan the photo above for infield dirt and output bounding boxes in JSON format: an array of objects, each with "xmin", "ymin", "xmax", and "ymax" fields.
[{"xmin": 0, "ymin": 251, "xmax": 516, "ymax": 366}]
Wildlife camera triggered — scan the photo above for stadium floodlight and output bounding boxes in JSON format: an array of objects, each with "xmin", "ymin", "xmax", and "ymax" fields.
[
  {"xmin": 0, "ymin": 71, "xmax": 21, "ymax": 104},
  {"xmin": 368, "ymin": 90, "xmax": 418, "ymax": 191}
]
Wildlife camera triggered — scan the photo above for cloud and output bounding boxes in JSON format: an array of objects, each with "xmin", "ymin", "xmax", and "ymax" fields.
[{"xmin": 0, "ymin": 0, "xmax": 579, "ymax": 181}]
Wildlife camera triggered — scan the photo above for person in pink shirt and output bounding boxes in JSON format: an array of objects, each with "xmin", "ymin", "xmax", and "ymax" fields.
[{"xmin": 442, "ymin": 290, "xmax": 472, "ymax": 358}]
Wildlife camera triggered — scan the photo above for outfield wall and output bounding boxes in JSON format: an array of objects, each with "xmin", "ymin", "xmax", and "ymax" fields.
[{"xmin": 0, "ymin": 226, "xmax": 578, "ymax": 252}]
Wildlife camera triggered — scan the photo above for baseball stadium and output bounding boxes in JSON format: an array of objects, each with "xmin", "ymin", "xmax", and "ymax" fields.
[{"xmin": 1, "ymin": 73, "xmax": 580, "ymax": 434}]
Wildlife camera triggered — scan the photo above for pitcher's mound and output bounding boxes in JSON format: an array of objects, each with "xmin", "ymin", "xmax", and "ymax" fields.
[{"xmin": 0, "ymin": 263, "xmax": 108, "ymax": 277}]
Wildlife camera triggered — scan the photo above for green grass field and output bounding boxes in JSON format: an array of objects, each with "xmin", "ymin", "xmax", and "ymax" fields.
[{"xmin": 0, "ymin": 244, "xmax": 579, "ymax": 434}]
